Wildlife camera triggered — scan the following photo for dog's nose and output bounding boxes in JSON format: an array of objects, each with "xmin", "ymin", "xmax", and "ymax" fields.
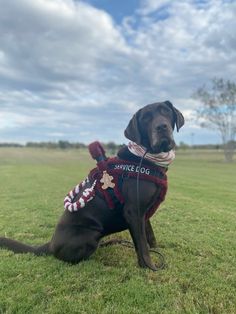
[{"xmin": 156, "ymin": 124, "xmax": 168, "ymax": 132}]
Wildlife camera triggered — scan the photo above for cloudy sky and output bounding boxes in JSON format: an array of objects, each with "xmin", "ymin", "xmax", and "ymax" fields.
[{"xmin": 0, "ymin": 0, "xmax": 236, "ymax": 145}]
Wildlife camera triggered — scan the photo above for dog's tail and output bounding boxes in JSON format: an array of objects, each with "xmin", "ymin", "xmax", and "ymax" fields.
[{"xmin": 0, "ymin": 237, "xmax": 51, "ymax": 256}]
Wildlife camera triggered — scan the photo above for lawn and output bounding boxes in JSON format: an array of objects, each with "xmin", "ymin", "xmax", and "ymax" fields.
[{"xmin": 0, "ymin": 148, "xmax": 236, "ymax": 314}]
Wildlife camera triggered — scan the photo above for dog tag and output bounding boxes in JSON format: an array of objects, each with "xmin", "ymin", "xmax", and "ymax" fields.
[{"xmin": 100, "ymin": 171, "xmax": 115, "ymax": 189}]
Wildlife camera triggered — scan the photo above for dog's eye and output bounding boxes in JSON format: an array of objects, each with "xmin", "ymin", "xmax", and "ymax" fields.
[
  {"xmin": 142, "ymin": 112, "xmax": 152, "ymax": 122},
  {"xmin": 160, "ymin": 106, "xmax": 171, "ymax": 115}
]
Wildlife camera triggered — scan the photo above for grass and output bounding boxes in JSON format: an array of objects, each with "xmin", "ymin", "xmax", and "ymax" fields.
[{"xmin": 0, "ymin": 147, "xmax": 236, "ymax": 314}]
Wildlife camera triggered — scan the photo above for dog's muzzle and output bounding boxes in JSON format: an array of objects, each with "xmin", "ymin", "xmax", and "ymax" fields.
[
  {"xmin": 150, "ymin": 134, "xmax": 175, "ymax": 153},
  {"xmin": 159, "ymin": 138, "xmax": 175, "ymax": 153}
]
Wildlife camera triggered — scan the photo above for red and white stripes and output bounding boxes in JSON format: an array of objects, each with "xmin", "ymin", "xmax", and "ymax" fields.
[
  {"xmin": 64, "ymin": 178, "xmax": 97, "ymax": 213},
  {"xmin": 128, "ymin": 141, "xmax": 175, "ymax": 167}
]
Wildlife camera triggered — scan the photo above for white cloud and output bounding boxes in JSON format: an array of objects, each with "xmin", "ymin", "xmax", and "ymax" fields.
[
  {"xmin": 0, "ymin": 110, "xmax": 31, "ymax": 130},
  {"xmin": 0, "ymin": 0, "xmax": 129, "ymax": 89},
  {"xmin": 138, "ymin": 0, "xmax": 172, "ymax": 15},
  {"xmin": 0, "ymin": 0, "xmax": 235, "ymax": 144}
]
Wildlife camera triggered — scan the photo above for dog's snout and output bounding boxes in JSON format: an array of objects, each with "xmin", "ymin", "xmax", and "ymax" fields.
[
  {"xmin": 156, "ymin": 123, "xmax": 168, "ymax": 132},
  {"xmin": 160, "ymin": 138, "xmax": 172, "ymax": 152}
]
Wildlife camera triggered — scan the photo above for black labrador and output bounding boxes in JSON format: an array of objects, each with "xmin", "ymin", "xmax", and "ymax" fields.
[{"xmin": 0, "ymin": 101, "xmax": 184, "ymax": 271}]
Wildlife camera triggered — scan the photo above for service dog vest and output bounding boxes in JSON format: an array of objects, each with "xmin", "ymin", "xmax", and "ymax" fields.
[{"xmin": 64, "ymin": 142, "xmax": 169, "ymax": 220}]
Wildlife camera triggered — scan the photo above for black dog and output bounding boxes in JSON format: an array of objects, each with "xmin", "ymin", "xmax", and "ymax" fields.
[{"xmin": 0, "ymin": 101, "xmax": 184, "ymax": 271}]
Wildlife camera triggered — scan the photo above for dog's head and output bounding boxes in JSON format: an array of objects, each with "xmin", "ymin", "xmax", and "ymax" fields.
[{"xmin": 124, "ymin": 100, "xmax": 184, "ymax": 154}]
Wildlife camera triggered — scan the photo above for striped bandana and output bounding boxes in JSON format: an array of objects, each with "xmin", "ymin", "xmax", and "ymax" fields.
[{"xmin": 128, "ymin": 141, "xmax": 175, "ymax": 168}]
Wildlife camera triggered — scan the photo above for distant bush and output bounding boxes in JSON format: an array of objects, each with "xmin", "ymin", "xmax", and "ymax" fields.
[
  {"xmin": 0, "ymin": 143, "xmax": 24, "ymax": 147},
  {"xmin": 25, "ymin": 141, "xmax": 87, "ymax": 149}
]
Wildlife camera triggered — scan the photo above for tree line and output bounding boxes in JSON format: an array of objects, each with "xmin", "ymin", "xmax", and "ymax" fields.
[
  {"xmin": 1, "ymin": 140, "xmax": 235, "ymax": 151},
  {"xmin": 0, "ymin": 141, "xmax": 122, "ymax": 153}
]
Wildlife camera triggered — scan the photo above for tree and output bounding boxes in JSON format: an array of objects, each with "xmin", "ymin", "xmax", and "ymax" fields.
[
  {"xmin": 105, "ymin": 141, "xmax": 117, "ymax": 154},
  {"xmin": 193, "ymin": 78, "xmax": 236, "ymax": 162},
  {"xmin": 58, "ymin": 140, "xmax": 71, "ymax": 149}
]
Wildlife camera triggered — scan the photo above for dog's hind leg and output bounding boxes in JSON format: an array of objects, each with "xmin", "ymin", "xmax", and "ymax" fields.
[
  {"xmin": 0, "ymin": 237, "xmax": 51, "ymax": 255},
  {"xmin": 53, "ymin": 240, "xmax": 98, "ymax": 264},
  {"xmin": 50, "ymin": 225, "xmax": 100, "ymax": 264}
]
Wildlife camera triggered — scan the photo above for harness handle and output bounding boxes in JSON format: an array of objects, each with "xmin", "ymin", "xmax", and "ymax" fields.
[{"xmin": 88, "ymin": 141, "xmax": 107, "ymax": 161}]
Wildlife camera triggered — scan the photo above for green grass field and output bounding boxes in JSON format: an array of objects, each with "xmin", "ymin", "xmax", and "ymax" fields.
[{"xmin": 0, "ymin": 148, "xmax": 236, "ymax": 314}]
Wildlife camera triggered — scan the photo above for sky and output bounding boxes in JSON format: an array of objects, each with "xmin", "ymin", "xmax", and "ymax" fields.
[{"xmin": 0, "ymin": 0, "xmax": 236, "ymax": 145}]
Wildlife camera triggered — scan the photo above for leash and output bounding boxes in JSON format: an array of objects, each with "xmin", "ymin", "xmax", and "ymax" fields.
[
  {"xmin": 136, "ymin": 148, "xmax": 148, "ymax": 221},
  {"xmin": 99, "ymin": 239, "xmax": 166, "ymax": 270}
]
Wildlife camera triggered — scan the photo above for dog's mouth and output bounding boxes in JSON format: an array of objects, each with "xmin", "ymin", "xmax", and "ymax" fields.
[
  {"xmin": 160, "ymin": 138, "xmax": 175, "ymax": 152},
  {"xmin": 150, "ymin": 138, "xmax": 175, "ymax": 154}
]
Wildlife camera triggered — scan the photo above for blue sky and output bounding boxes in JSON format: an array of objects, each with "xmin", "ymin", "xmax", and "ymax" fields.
[
  {"xmin": 82, "ymin": 0, "xmax": 141, "ymax": 23},
  {"xmin": 0, "ymin": 0, "xmax": 236, "ymax": 145}
]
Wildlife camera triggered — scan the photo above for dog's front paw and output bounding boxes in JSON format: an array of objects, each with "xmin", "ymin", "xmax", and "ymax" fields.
[{"xmin": 138, "ymin": 257, "xmax": 158, "ymax": 271}]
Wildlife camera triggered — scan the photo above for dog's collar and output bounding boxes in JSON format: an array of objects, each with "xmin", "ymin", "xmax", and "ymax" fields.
[{"xmin": 127, "ymin": 141, "xmax": 175, "ymax": 168}]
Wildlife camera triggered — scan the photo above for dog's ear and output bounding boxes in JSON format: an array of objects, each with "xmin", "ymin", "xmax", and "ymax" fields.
[
  {"xmin": 124, "ymin": 110, "xmax": 142, "ymax": 144},
  {"xmin": 164, "ymin": 100, "xmax": 185, "ymax": 132}
]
